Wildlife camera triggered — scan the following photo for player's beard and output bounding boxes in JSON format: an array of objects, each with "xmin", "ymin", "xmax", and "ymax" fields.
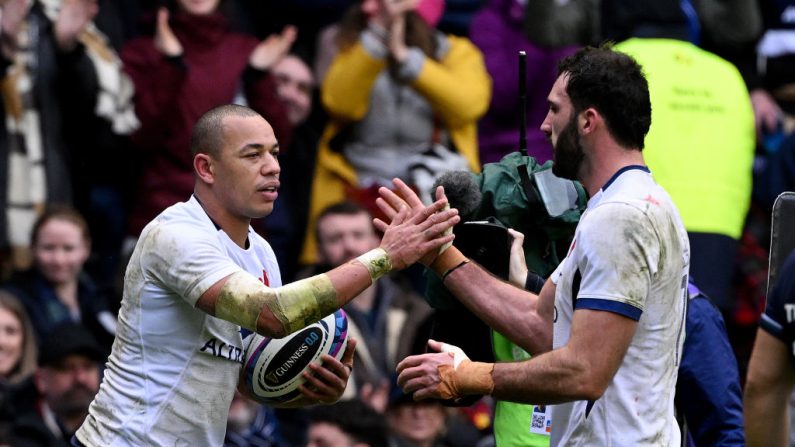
[{"xmin": 551, "ymin": 114, "xmax": 585, "ymax": 181}]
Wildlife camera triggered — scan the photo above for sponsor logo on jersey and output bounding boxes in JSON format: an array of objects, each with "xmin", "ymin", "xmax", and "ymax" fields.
[{"xmin": 200, "ymin": 337, "xmax": 244, "ymax": 363}]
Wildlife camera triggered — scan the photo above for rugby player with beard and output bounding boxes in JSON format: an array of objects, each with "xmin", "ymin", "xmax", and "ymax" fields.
[{"xmin": 383, "ymin": 46, "xmax": 691, "ymax": 446}]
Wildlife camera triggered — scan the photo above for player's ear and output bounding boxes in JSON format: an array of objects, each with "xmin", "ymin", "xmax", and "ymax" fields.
[
  {"xmin": 580, "ymin": 108, "xmax": 599, "ymax": 136},
  {"xmin": 194, "ymin": 153, "xmax": 215, "ymax": 184}
]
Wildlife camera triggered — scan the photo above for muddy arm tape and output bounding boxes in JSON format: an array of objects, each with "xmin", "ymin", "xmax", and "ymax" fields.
[
  {"xmin": 354, "ymin": 248, "xmax": 392, "ymax": 282},
  {"xmin": 216, "ymin": 271, "xmax": 338, "ymax": 335}
]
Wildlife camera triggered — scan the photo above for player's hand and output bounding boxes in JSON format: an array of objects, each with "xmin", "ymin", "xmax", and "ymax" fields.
[
  {"xmin": 397, "ymin": 339, "xmax": 469, "ymax": 401},
  {"xmin": 374, "ymin": 178, "xmax": 426, "ymax": 222},
  {"xmin": 154, "ymin": 7, "xmax": 183, "ymax": 57},
  {"xmin": 298, "ymin": 338, "xmax": 357, "ymax": 405},
  {"xmin": 375, "ymin": 178, "xmax": 455, "ymax": 266},
  {"xmin": 55, "ymin": 0, "xmax": 97, "ymax": 52},
  {"xmin": 248, "ymin": 25, "xmax": 297, "ymax": 71},
  {"xmin": 508, "ymin": 229, "xmax": 529, "ymax": 288},
  {"xmin": 378, "ymin": 196, "xmax": 459, "ymax": 270}
]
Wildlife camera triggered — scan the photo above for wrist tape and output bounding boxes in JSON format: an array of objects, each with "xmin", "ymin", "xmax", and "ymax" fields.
[
  {"xmin": 430, "ymin": 247, "xmax": 468, "ymax": 279},
  {"xmin": 355, "ymin": 248, "xmax": 392, "ymax": 282},
  {"xmin": 437, "ymin": 360, "xmax": 495, "ymax": 400}
]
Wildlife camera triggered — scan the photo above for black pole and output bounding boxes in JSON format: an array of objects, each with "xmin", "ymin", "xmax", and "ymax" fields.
[{"xmin": 519, "ymin": 50, "xmax": 527, "ymax": 156}]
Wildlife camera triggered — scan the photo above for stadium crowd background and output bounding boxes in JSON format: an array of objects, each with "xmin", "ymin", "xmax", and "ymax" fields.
[{"xmin": 0, "ymin": 0, "xmax": 792, "ymax": 445}]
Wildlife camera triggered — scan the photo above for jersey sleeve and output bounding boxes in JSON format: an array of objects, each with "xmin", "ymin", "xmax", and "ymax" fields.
[
  {"xmin": 761, "ymin": 251, "xmax": 795, "ymax": 345},
  {"xmin": 573, "ymin": 203, "xmax": 660, "ymax": 321},
  {"xmin": 138, "ymin": 222, "xmax": 241, "ymax": 306}
]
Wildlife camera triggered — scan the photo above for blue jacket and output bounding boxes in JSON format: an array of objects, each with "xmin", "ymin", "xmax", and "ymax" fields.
[{"xmin": 676, "ymin": 282, "xmax": 745, "ymax": 446}]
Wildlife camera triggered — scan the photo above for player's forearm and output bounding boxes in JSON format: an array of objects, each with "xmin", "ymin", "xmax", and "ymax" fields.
[
  {"xmin": 443, "ymin": 344, "xmax": 602, "ymax": 405},
  {"xmin": 489, "ymin": 345, "xmax": 604, "ymax": 404},
  {"xmin": 325, "ymin": 247, "xmax": 391, "ymax": 305},
  {"xmin": 217, "ymin": 249, "xmax": 391, "ymax": 338},
  {"xmin": 744, "ymin": 380, "xmax": 791, "ymax": 447},
  {"xmin": 743, "ymin": 329, "xmax": 795, "ymax": 447},
  {"xmin": 441, "ymin": 256, "xmax": 552, "ymax": 355}
]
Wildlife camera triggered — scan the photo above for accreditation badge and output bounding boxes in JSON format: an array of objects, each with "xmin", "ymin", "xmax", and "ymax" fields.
[{"xmin": 529, "ymin": 405, "xmax": 552, "ymax": 436}]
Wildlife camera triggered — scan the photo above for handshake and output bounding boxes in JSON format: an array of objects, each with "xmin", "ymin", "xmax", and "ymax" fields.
[{"xmin": 371, "ymin": 178, "xmax": 468, "ymax": 278}]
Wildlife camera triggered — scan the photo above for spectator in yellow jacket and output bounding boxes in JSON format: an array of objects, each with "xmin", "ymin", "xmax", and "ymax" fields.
[{"xmin": 302, "ymin": 0, "xmax": 491, "ymax": 264}]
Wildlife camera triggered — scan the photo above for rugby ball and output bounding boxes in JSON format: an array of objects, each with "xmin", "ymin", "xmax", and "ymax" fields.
[{"xmin": 242, "ymin": 309, "xmax": 348, "ymax": 405}]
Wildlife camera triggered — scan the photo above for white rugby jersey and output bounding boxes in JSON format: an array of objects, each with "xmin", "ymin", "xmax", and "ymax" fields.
[
  {"xmin": 549, "ymin": 166, "xmax": 689, "ymax": 447},
  {"xmin": 76, "ymin": 196, "xmax": 281, "ymax": 446}
]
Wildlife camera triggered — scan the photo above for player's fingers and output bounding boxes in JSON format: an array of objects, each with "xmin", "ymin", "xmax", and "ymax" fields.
[
  {"xmin": 379, "ymin": 188, "xmax": 409, "ymax": 216},
  {"xmin": 316, "ymin": 354, "xmax": 347, "ymax": 378},
  {"xmin": 415, "ymin": 207, "xmax": 455, "ymax": 233},
  {"xmin": 375, "ymin": 197, "xmax": 397, "ymax": 221},
  {"xmin": 304, "ymin": 364, "xmax": 345, "ymax": 393},
  {"xmin": 399, "ymin": 375, "xmax": 424, "ymax": 394},
  {"xmin": 396, "ymin": 369, "xmax": 412, "ymax": 389},
  {"xmin": 396, "ymin": 353, "xmax": 438, "ymax": 377},
  {"xmin": 373, "ymin": 217, "xmax": 389, "ymax": 233},
  {"xmin": 421, "ymin": 211, "xmax": 460, "ymax": 234},
  {"xmin": 434, "ymin": 185, "xmax": 447, "ymax": 203},
  {"xmin": 391, "ymin": 205, "xmax": 409, "ymax": 226},
  {"xmin": 340, "ymin": 337, "xmax": 357, "ymax": 368},
  {"xmin": 411, "ymin": 198, "xmax": 450, "ymax": 226},
  {"xmin": 396, "ymin": 354, "xmax": 420, "ymax": 375},
  {"xmin": 427, "ymin": 339, "xmax": 444, "ymax": 353},
  {"xmin": 392, "ymin": 178, "xmax": 424, "ymax": 208},
  {"xmin": 297, "ymin": 383, "xmax": 332, "ymax": 404},
  {"xmin": 399, "ymin": 369, "xmax": 440, "ymax": 398},
  {"xmin": 412, "ymin": 386, "xmax": 437, "ymax": 402},
  {"xmin": 421, "ymin": 235, "xmax": 455, "ymax": 255}
]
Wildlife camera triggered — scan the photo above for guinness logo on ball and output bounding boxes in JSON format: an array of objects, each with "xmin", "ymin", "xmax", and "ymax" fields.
[{"xmin": 261, "ymin": 327, "xmax": 323, "ymax": 387}]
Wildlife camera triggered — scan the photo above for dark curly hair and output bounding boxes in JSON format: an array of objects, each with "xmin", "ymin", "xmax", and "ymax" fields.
[{"xmin": 558, "ymin": 45, "xmax": 652, "ymax": 150}]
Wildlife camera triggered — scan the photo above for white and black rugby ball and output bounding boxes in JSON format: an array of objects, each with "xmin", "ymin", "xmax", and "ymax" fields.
[{"xmin": 241, "ymin": 309, "xmax": 348, "ymax": 405}]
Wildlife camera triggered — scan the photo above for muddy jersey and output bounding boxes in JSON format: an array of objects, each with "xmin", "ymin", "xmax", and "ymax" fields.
[
  {"xmin": 549, "ymin": 166, "xmax": 690, "ymax": 447},
  {"xmin": 76, "ymin": 196, "xmax": 281, "ymax": 446}
]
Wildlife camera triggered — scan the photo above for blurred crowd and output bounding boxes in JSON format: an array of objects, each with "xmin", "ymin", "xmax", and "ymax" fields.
[{"xmin": 0, "ymin": 0, "xmax": 792, "ymax": 446}]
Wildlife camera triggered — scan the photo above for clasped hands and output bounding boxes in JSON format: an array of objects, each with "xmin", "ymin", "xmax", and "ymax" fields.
[{"xmin": 375, "ymin": 178, "xmax": 460, "ymax": 270}]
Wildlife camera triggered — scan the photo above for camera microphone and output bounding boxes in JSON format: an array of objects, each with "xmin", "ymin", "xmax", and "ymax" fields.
[{"xmin": 432, "ymin": 171, "xmax": 482, "ymax": 220}]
